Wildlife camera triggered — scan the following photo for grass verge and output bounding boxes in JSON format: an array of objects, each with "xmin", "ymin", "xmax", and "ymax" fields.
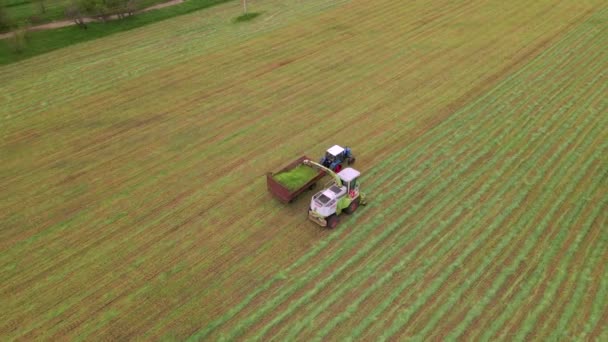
[{"xmin": 0, "ymin": 0, "xmax": 234, "ymax": 65}]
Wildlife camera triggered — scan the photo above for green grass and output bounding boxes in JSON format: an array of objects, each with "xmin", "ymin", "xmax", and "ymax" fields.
[
  {"xmin": 0, "ymin": 0, "xmax": 233, "ymax": 65},
  {"xmin": 2, "ymin": 0, "xmax": 69, "ymax": 26},
  {"xmin": 272, "ymin": 164, "xmax": 318, "ymax": 191}
]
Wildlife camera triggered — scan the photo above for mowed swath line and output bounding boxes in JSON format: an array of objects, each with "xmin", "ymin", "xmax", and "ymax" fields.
[
  {"xmin": 472, "ymin": 97, "xmax": 605, "ymax": 338},
  {"xmin": 275, "ymin": 38, "xmax": 607, "ymax": 340},
  {"xmin": 450, "ymin": 93, "xmax": 607, "ymax": 339},
  {"xmin": 409, "ymin": 30, "xmax": 608, "ymax": 339},
  {"xmin": 300, "ymin": 23, "xmax": 608, "ymax": 340},
  {"xmin": 195, "ymin": 2, "xmax": 604, "ymax": 340},
  {"xmin": 354, "ymin": 16, "xmax": 604, "ymax": 342},
  {"xmin": 266, "ymin": 5, "xmax": 604, "ymax": 336},
  {"xmin": 582, "ymin": 241, "xmax": 608, "ymax": 339},
  {"xmin": 498, "ymin": 59, "xmax": 607, "ymax": 342},
  {"xmin": 204, "ymin": 3, "xmax": 608, "ymax": 340},
  {"xmin": 543, "ymin": 215, "xmax": 607, "ymax": 340},
  {"xmin": 320, "ymin": 59, "xmax": 607, "ymax": 342},
  {"xmin": 276, "ymin": 10, "xmax": 607, "ymax": 340},
  {"xmin": 511, "ymin": 167, "xmax": 606, "ymax": 340},
  {"xmin": 366, "ymin": 21, "xmax": 608, "ymax": 340},
  {"xmin": 223, "ymin": 6, "xmax": 600, "ymax": 342},
  {"xmin": 426, "ymin": 94, "xmax": 607, "ymax": 341}
]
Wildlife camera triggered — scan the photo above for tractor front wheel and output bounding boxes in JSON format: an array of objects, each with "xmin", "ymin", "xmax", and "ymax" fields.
[
  {"xmin": 345, "ymin": 198, "xmax": 360, "ymax": 214},
  {"xmin": 326, "ymin": 215, "xmax": 339, "ymax": 229},
  {"xmin": 348, "ymin": 157, "xmax": 356, "ymax": 165}
]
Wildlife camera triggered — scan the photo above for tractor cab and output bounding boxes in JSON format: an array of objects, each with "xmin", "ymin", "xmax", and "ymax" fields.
[
  {"xmin": 338, "ymin": 167, "xmax": 361, "ymax": 198},
  {"xmin": 320, "ymin": 145, "xmax": 355, "ymax": 172},
  {"xmin": 322, "ymin": 145, "xmax": 345, "ymax": 166}
]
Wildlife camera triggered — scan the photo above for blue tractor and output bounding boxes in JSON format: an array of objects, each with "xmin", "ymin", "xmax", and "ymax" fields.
[{"xmin": 320, "ymin": 145, "xmax": 356, "ymax": 173}]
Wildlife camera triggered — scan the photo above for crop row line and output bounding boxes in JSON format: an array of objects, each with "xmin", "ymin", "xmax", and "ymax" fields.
[
  {"xmin": 196, "ymin": 14, "xmax": 600, "ymax": 338},
  {"xmin": 188, "ymin": 4, "xmax": 604, "ymax": 338},
  {"xmin": 483, "ymin": 95, "xmax": 607, "ymax": 339},
  {"xmin": 373, "ymin": 72, "xmax": 606, "ymax": 340},
  {"xmin": 290, "ymin": 50, "xmax": 607, "ymax": 339},
  {"xmin": 408, "ymin": 94, "xmax": 607, "ymax": 340},
  {"xmin": 545, "ymin": 208, "xmax": 607, "ymax": 340},
  {"xmin": 420, "ymin": 63, "xmax": 608, "ymax": 340},
  {"xmin": 455, "ymin": 126, "xmax": 606, "ymax": 341},
  {"xmin": 514, "ymin": 177, "xmax": 607, "ymax": 341},
  {"xmin": 245, "ymin": 30, "xmax": 605, "ymax": 339},
  {"xmin": 383, "ymin": 108, "xmax": 606, "ymax": 341},
  {"xmin": 346, "ymin": 27, "xmax": 608, "ymax": 340}
]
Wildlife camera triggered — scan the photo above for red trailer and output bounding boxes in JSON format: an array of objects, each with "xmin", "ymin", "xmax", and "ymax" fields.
[{"xmin": 266, "ymin": 155, "xmax": 325, "ymax": 203}]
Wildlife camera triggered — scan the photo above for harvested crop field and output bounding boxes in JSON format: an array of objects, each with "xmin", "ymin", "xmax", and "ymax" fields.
[{"xmin": 1, "ymin": 0, "xmax": 606, "ymax": 340}]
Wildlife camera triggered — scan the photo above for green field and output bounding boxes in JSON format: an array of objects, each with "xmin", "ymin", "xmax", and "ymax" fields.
[
  {"xmin": 1, "ymin": 0, "xmax": 69, "ymax": 25},
  {"xmin": 0, "ymin": 0, "xmax": 235, "ymax": 65},
  {"xmin": 1, "ymin": 0, "xmax": 606, "ymax": 340}
]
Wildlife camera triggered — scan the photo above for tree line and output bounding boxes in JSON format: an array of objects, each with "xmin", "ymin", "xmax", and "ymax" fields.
[
  {"xmin": 1, "ymin": 0, "xmax": 140, "ymax": 52},
  {"xmin": 1, "ymin": 0, "xmax": 141, "ymax": 30},
  {"xmin": 65, "ymin": 0, "xmax": 139, "ymax": 29}
]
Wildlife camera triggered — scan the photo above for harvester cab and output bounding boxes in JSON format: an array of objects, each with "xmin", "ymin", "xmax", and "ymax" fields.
[
  {"xmin": 303, "ymin": 160, "xmax": 366, "ymax": 229},
  {"xmin": 320, "ymin": 145, "xmax": 355, "ymax": 173}
]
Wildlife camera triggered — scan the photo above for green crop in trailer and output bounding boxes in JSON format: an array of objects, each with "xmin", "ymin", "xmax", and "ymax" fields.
[{"xmin": 273, "ymin": 165, "xmax": 318, "ymax": 191}]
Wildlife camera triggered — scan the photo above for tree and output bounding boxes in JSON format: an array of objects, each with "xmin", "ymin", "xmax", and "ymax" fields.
[
  {"xmin": 8, "ymin": 25, "xmax": 28, "ymax": 53},
  {"xmin": 65, "ymin": 1, "xmax": 88, "ymax": 29},
  {"xmin": 65, "ymin": 0, "xmax": 136, "ymax": 26},
  {"xmin": 125, "ymin": 0, "xmax": 137, "ymax": 17}
]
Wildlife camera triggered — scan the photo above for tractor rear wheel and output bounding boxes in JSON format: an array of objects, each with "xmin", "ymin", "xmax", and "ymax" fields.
[
  {"xmin": 344, "ymin": 198, "xmax": 360, "ymax": 214},
  {"xmin": 326, "ymin": 215, "xmax": 339, "ymax": 229}
]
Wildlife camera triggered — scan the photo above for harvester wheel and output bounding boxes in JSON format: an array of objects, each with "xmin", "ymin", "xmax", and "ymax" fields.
[
  {"xmin": 345, "ymin": 198, "xmax": 360, "ymax": 214},
  {"xmin": 309, "ymin": 183, "xmax": 315, "ymax": 191},
  {"xmin": 326, "ymin": 215, "xmax": 339, "ymax": 229}
]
